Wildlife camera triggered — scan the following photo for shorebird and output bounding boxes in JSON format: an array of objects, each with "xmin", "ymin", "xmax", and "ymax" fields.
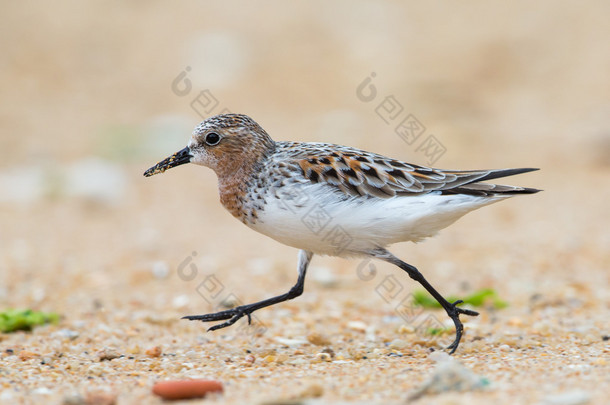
[{"xmin": 144, "ymin": 113, "xmax": 539, "ymax": 353}]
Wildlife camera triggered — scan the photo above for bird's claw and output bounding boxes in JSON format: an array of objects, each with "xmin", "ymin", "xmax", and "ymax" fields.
[
  {"xmin": 445, "ymin": 300, "xmax": 479, "ymax": 354},
  {"xmin": 182, "ymin": 305, "xmax": 254, "ymax": 331}
]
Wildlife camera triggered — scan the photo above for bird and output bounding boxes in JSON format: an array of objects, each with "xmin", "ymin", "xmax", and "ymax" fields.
[{"xmin": 144, "ymin": 113, "xmax": 540, "ymax": 354}]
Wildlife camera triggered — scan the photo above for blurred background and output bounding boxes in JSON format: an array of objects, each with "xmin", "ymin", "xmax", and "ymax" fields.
[{"xmin": 0, "ymin": 1, "xmax": 609, "ymax": 402}]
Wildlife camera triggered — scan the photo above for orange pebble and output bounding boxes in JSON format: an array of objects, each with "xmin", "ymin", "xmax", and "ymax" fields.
[
  {"xmin": 145, "ymin": 346, "xmax": 162, "ymax": 357},
  {"xmin": 18, "ymin": 350, "xmax": 38, "ymax": 361},
  {"xmin": 152, "ymin": 379, "xmax": 223, "ymax": 400}
]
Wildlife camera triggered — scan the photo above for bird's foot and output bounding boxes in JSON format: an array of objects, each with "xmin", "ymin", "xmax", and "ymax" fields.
[
  {"xmin": 445, "ymin": 300, "xmax": 479, "ymax": 354},
  {"xmin": 182, "ymin": 305, "xmax": 253, "ymax": 331}
]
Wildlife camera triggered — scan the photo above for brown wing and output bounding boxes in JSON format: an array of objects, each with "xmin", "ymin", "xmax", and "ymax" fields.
[{"xmin": 296, "ymin": 150, "xmax": 538, "ymax": 198}]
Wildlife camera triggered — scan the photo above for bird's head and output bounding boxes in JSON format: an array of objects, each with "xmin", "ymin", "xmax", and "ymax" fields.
[{"xmin": 144, "ymin": 114, "xmax": 275, "ymax": 179}]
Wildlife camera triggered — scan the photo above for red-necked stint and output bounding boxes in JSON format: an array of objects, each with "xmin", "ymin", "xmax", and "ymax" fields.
[{"xmin": 144, "ymin": 113, "xmax": 540, "ymax": 353}]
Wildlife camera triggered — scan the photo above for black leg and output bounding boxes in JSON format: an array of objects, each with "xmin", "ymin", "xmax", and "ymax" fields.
[
  {"xmin": 369, "ymin": 248, "xmax": 479, "ymax": 354},
  {"xmin": 183, "ymin": 250, "xmax": 313, "ymax": 331}
]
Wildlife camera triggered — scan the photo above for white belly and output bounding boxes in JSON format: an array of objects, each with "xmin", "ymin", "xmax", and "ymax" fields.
[{"xmin": 248, "ymin": 182, "xmax": 508, "ymax": 257}]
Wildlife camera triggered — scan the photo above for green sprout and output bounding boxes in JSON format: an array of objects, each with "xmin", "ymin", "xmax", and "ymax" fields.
[
  {"xmin": 413, "ymin": 288, "xmax": 508, "ymax": 310},
  {"xmin": 0, "ymin": 309, "xmax": 60, "ymax": 333},
  {"xmin": 426, "ymin": 327, "xmax": 452, "ymax": 336}
]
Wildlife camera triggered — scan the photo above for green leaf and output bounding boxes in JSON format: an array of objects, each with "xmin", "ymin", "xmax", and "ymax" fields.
[
  {"xmin": 413, "ymin": 289, "xmax": 508, "ymax": 309},
  {"xmin": 0, "ymin": 309, "xmax": 60, "ymax": 333},
  {"xmin": 426, "ymin": 327, "xmax": 451, "ymax": 336}
]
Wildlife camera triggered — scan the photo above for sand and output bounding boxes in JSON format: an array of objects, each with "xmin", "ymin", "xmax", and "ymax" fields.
[{"xmin": 1, "ymin": 1, "xmax": 609, "ymax": 404}]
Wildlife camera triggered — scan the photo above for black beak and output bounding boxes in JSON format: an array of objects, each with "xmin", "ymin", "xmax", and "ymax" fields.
[{"xmin": 143, "ymin": 147, "xmax": 192, "ymax": 177}]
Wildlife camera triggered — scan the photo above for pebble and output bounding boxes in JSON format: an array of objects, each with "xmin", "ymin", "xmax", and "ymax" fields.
[
  {"xmin": 346, "ymin": 321, "xmax": 367, "ymax": 332},
  {"xmin": 274, "ymin": 337, "xmax": 308, "ymax": 346},
  {"xmin": 286, "ymin": 358, "xmax": 308, "ymax": 365},
  {"xmin": 62, "ymin": 393, "xmax": 85, "ymax": 405},
  {"xmin": 87, "ymin": 365, "xmax": 107, "ymax": 377},
  {"xmin": 508, "ymin": 317, "xmax": 523, "ymax": 327},
  {"xmin": 315, "ymin": 352, "xmax": 332, "ymax": 362},
  {"xmin": 398, "ymin": 324, "xmax": 415, "ymax": 334},
  {"xmin": 172, "ymin": 294, "xmax": 190, "ymax": 309},
  {"xmin": 306, "ymin": 332, "xmax": 331, "ymax": 346},
  {"xmin": 53, "ymin": 329, "xmax": 80, "ymax": 341},
  {"xmin": 388, "ymin": 339, "xmax": 409, "ymax": 350},
  {"xmin": 152, "ymin": 379, "xmax": 223, "ymax": 400},
  {"xmin": 263, "ymin": 354, "xmax": 277, "ymax": 363},
  {"xmin": 151, "ymin": 261, "xmax": 170, "ymax": 279},
  {"xmin": 408, "ymin": 355, "xmax": 490, "ymax": 400},
  {"xmin": 321, "ymin": 347, "xmax": 335, "ymax": 358},
  {"xmin": 84, "ymin": 391, "xmax": 117, "ymax": 405},
  {"xmin": 428, "ymin": 350, "xmax": 451, "ymax": 363},
  {"xmin": 18, "ymin": 350, "xmax": 39, "ymax": 361},
  {"xmin": 96, "ymin": 348, "xmax": 121, "ymax": 361},
  {"xmin": 296, "ymin": 383, "xmax": 324, "ymax": 399},
  {"xmin": 145, "ymin": 346, "xmax": 162, "ymax": 358}
]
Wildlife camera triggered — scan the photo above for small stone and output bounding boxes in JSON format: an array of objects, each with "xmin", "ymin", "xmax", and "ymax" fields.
[
  {"xmin": 172, "ymin": 294, "xmax": 189, "ymax": 309},
  {"xmin": 219, "ymin": 295, "xmax": 240, "ymax": 309},
  {"xmin": 321, "ymin": 347, "xmax": 335, "ymax": 358},
  {"xmin": 408, "ymin": 356, "xmax": 490, "ymax": 400},
  {"xmin": 127, "ymin": 345, "xmax": 141, "ymax": 355},
  {"xmin": 347, "ymin": 347, "xmax": 367, "ymax": 360},
  {"xmin": 498, "ymin": 344, "xmax": 511, "ymax": 352},
  {"xmin": 296, "ymin": 383, "xmax": 324, "ymax": 399},
  {"xmin": 347, "ymin": 321, "xmax": 367, "ymax": 332},
  {"xmin": 18, "ymin": 350, "xmax": 38, "ymax": 361},
  {"xmin": 152, "ymin": 379, "xmax": 223, "ymax": 400},
  {"xmin": 367, "ymin": 348, "xmax": 385, "ymax": 359},
  {"xmin": 96, "ymin": 348, "xmax": 121, "ymax": 361},
  {"xmin": 398, "ymin": 324, "xmax": 415, "ymax": 334},
  {"xmin": 274, "ymin": 337, "xmax": 308, "ymax": 346},
  {"xmin": 428, "ymin": 350, "xmax": 451, "ymax": 363},
  {"xmin": 62, "ymin": 393, "xmax": 85, "ymax": 405},
  {"xmin": 315, "ymin": 352, "xmax": 331, "ymax": 362},
  {"xmin": 151, "ymin": 261, "xmax": 170, "ymax": 279},
  {"xmin": 54, "ymin": 329, "xmax": 80, "ymax": 340},
  {"xmin": 307, "ymin": 332, "xmax": 331, "ymax": 346},
  {"xmin": 145, "ymin": 346, "xmax": 162, "ymax": 358},
  {"xmin": 87, "ymin": 365, "xmax": 106, "ymax": 377},
  {"xmin": 388, "ymin": 339, "xmax": 409, "ymax": 349},
  {"xmin": 185, "ymin": 350, "xmax": 199, "ymax": 360},
  {"xmin": 244, "ymin": 354, "xmax": 256, "ymax": 364},
  {"xmin": 84, "ymin": 391, "xmax": 117, "ymax": 405}
]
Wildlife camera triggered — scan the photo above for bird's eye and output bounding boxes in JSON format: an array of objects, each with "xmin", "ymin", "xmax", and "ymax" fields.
[{"xmin": 205, "ymin": 132, "xmax": 221, "ymax": 146}]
